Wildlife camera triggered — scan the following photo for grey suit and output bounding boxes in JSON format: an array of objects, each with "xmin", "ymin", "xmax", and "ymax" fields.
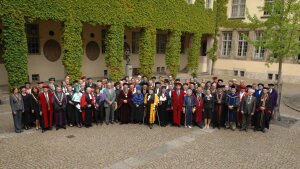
[
  {"xmin": 240, "ymin": 95, "xmax": 256, "ymax": 130},
  {"xmin": 10, "ymin": 94, "xmax": 24, "ymax": 132},
  {"xmin": 104, "ymin": 88, "xmax": 116, "ymax": 122}
]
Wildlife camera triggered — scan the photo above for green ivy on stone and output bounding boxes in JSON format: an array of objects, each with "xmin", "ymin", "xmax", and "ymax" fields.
[{"xmin": 165, "ymin": 31, "xmax": 181, "ymax": 77}]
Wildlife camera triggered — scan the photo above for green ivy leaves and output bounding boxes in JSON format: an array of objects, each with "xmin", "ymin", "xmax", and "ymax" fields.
[{"xmin": 165, "ymin": 30, "xmax": 181, "ymax": 77}]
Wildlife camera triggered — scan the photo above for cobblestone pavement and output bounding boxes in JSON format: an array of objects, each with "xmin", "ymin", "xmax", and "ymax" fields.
[{"xmin": 0, "ymin": 79, "xmax": 300, "ymax": 169}]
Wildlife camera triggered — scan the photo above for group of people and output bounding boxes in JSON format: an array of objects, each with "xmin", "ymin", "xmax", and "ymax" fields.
[{"xmin": 9, "ymin": 75, "xmax": 277, "ymax": 133}]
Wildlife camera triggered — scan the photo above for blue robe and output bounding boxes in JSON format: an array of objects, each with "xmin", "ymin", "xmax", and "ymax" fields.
[{"xmin": 183, "ymin": 96, "xmax": 196, "ymax": 126}]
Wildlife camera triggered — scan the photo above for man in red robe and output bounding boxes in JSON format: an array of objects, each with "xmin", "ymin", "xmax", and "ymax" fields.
[
  {"xmin": 80, "ymin": 87, "xmax": 95, "ymax": 128},
  {"xmin": 39, "ymin": 85, "xmax": 53, "ymax": 132},
  {"xmin": 172, "ymin": 83, "xmax": 184, "ymax": 127}
]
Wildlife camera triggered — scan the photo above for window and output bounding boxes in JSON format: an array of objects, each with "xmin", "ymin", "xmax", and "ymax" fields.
[
  {"xmin": 161, "ymin": 67, "xmax": 165, "ymax": 72},
  {"xmin": 254, "ymin": 31, "xmax": 265, "ymax": 58},
  {"xmin": 234, "ymin": 70, "xmax": 238, "ymax": 76},
  {"xmin": 205, "ymin": 0, "xmax": 212, "ymax": 9},
  {"xmin": 268, "ymin": 73, "xmax": 273, "ymax": 80},
  {"xmin": 26, "ymin": 24, "xmax": 40, "ymax": 54},
  {"xmin": 240, "ymin": 71, "xmax": 245, "ymax": 77},
  {"xmin": 181, "ymin": 36, "xmax": 185, "ymax": 54},
  {"xmin": 101, "ymin": 29, "xmax": 107, "ymax": 53},
  {"xmin": 156, "ymin": 34, "xmax": 167, "ymax": 54},
  {"xmin": 32, "ymin": 74, "xmax": 40, "ymax": 82},
  {"xmin": 222, "ymin": 32, "xmax": 232, "ymax": 56},
  {"xmin": 237, "ymin": 32, "xmax": 248, "ymax": 57},
  {"xmin": 275, "ymin": 74, "xmax": 279, "ymax": 80},
  {"xmin": 156, "ymin": 67, "xmax": 161, "ymax": 72},
  {"xmin": 231, "ymin": 0, "xmax": 246, "ymax": 18},
  {"xmin": 263, "ymin": 0, "xmax": 274, "ymax": 16},
  {"xmin": 132, "ymin": 32, "xmax": 140, "ymax": 54},
  {"xmin": 201, "ymin": 39, "xmax": 208, "ymax": 56}
]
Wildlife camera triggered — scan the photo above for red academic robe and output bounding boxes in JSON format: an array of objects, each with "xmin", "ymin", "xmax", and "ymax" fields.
[
  {"xmin": 172, "ymin": 90, "xmax": 185, "ymax": 125},
  {"xmin": 194, "ymin": 94, "xmax": 204, "ymax": 123},
  {"xmin": 80, "ymin": 93, "xmax": 95, "ymax": 122},
  {"xmin": 39, "ymin": 92, "xmax": 53, "ymax": 129}
]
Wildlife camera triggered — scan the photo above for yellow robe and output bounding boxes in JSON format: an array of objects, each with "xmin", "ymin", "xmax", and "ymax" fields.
[{"xmin": 144, "ymin": 93, "xmax": 159, "ymax": 124}]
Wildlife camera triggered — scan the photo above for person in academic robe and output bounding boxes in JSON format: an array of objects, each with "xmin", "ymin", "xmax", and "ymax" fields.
[
  {"xmin": 21, "ymin": 86, "xmax": 32, "ymax": 130},
  {"xmin": 141, "ymin": 82, "xmax": 149, "ymax": 96},
  {"xmin": 254, "ymin": 83, "xmax": 264, "ymax": 98},
  {"xmin": 255, "ymin": 87, "xmax": 272, "ymax": 133},
  {"xmin": 31, "ymin": 87, "xmax": 42, "ymax": 130},
  {"xmin": 157, "ymin": 86, "xmax": 170, "ymax": 126},
  {"xmin": 155, "ymin": 82, "xmax": 162, "ymax": 95},
  {"xmin": 183, "ymin": 89, "xmax": 196, "ymax": 128},
  {"xmin": 72, "ymin": 86, "xmax": 83, "ymax": 128},
  {"xmin": 66, "ymin": 86, "xmax": 75, "ymax": 127},
  {"xmin": 37, "ymin": 81, "xmax": 44, "ymax": 93},
  {"xmin": 240, "ymin": 89, "xmax": 256, "ymax": 132},
  {"xmin": 226, "ymin": 86, "xmax": 240, "ymax": 131},
  {"xmin": 10, "ymin": 87, "xmax": 24, "ymax": 133},
  {"xmin": 48, "ymin": 77, "xmax": 58, "ymax": 91},
  {"xmin": 268, "ymin": 83, "xmax": 278, "ymax": 117},
  {"xmin": 203, "ymin": 89, "xmax": 214, "ymax": 129},
  {"xmin": 80, "ymin": 87, "xmax": 95, "ymax": 128},
  {"xmin": 39, "ymin": 85, "xmax": 54, "ymax": 132},
  {"xmin": 132, "ymin": 85, "xmax": 144, "ymax": 124},
  {"xmin": 144, "ymin": 87, "xmax": 159, "ymax": 129},
  {"xmin": 61, "ymin": 81, "xmax": 68, "ymax": 94},
  {"xmin": 118, "ymin": 83, "xmax": 133, "ymax": 124},
  {"xmin": 52, "ymin": 87, "xmax": 67, "ymax": 130},
  {"xmin": 94, "ymin": 87, "xmax": 105, "ymax": 125},
  {"xmin": 237, "ymin": 85, "xmax": 247, "ymax": 128},
  {"xmin": 214, "ymin": 85, "xmax": 226, "ymax": 129},
  {"xmin": 172, "ymin": 83, "xmax": 185, "ymax": 127},
  {"xmin": 194, "ymin": 86, "xmax": 205, "ymax": 128}
]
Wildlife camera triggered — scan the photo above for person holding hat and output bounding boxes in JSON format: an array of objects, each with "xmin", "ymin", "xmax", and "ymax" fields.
[
  {"xmin": 172, "ymin": 82, "xmax": 185, "ymax": 127},
  {"xmin": 144, "ymin": 86, "xmax": 159, "ymax": 129},
  {"xmin": 39, "ymin": 85, "xmax": 54, "ymax": 132},
  {"xmin": 118, "ymin": 83, "xmax": 133, "ymax": 124},
  {"xmin": 72, "ymin": 85, "xmax": 83, "ymax": 128},
  {"xmin": 183, "ymin": 89, "xmax": 196, "ymax": 128},
  {"xmin": 10, "ymin": 87, "xmax": 24, "ymax": 133},
  {"xmin": 52, "ymin": 87, "xmax": 67, "ymax": 130},
  {"xmin": 21, "ymin": 86, "xmax": 33, "ymax": 130},
  {"xmin": 254, "ymin": 87, "xmax": 272, "ymax": 133},
  {"xmin": 31, "ymin": 86, "xmax": 42, "ymax": 130},
  {"xmin": 132, "ymin": 85, "xmax": 144, "ymax": 124},
  {"xmin": 226, "ymin": 86, "xmax": 240, "ymax": 131},
  {"xmin": 157, "ymin": 86, "xmax": 170, "ymax": 127},
  {"xmin": 80, "ymin": 87, "xmax": 95, "ymax": 128}
]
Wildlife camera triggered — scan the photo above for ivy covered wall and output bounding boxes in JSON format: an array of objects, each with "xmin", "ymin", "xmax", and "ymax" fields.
[{"xmin": 0, "ymin": 0, "xmax": 217, "ymax": 87}]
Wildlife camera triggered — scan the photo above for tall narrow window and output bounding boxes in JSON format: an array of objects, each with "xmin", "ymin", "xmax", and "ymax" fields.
[
  {"xmin": 231, "ymin": 0, "xmax": 246, "ymax": 18},
  {"xmin": 222, "ymin": 32, "xmax": 232, "ymax": 56},
  {"xmin": 26, "ymin": 24, "xmax": 40, "ymax": 54},
  {"xmin": 156, "ymin": 34, "xmax": 167, "ymax": 54},
  {"xmin": 237, "ymin": 32, "xmax": 248, "ymax": 57},
  {"xmin": 101, "ymin": 29, "xmax": 106, "ymax": 54},
  {"xmin": 132, "ymin": 32, "xmax": 140, "ymax": 54},
  {"xmin": 254, "ymin": 31, "xmax": 265, "ymax": 59},
  {"xmin": 205, "ymin": 0, "xmax": 212, "ymax": 9}
]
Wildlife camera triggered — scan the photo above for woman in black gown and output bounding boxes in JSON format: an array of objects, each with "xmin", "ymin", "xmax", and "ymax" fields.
[
  {"xmin": 158, "ymin": 86, "xmax": 170, "ymax": 126},
  {"xmin": 21, "ymin": 86, "xmax": 32, "ymax": 130},
  {"xmin": 31, "ymin": 87, "xmax": 42, "ymax": 130}
]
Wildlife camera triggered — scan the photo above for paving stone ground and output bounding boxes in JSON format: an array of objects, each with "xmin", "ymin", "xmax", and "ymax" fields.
[{"xmin": 0, "ymin": 78, "xmax": 300, "ymax": 169}]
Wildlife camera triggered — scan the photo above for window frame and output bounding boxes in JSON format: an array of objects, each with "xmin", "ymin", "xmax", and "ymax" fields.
[
  {"xmin": 26, "ymin": 24, "xmax": 40, "ymax": 54},
  {"xmin": 231, "ymin": 0, "xmax": 246, "ymax": 18},
  {"xmin": 132, "ymin": 31, "xmax": 140, "ymax": 54},
  {"xmin": 156, "ymin": 34, "xmax": 167, "ymax": 54},
  {"xmin": 237, "ymin": 32, "xmax": 248, "ymax": 57},
  {"xmin": 221, "ymin": 32, "xmax": 232, "ymax": 57},
  {"xmin": 254, "ymin": 31, "xmax": 265, "ymax": 59}
]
